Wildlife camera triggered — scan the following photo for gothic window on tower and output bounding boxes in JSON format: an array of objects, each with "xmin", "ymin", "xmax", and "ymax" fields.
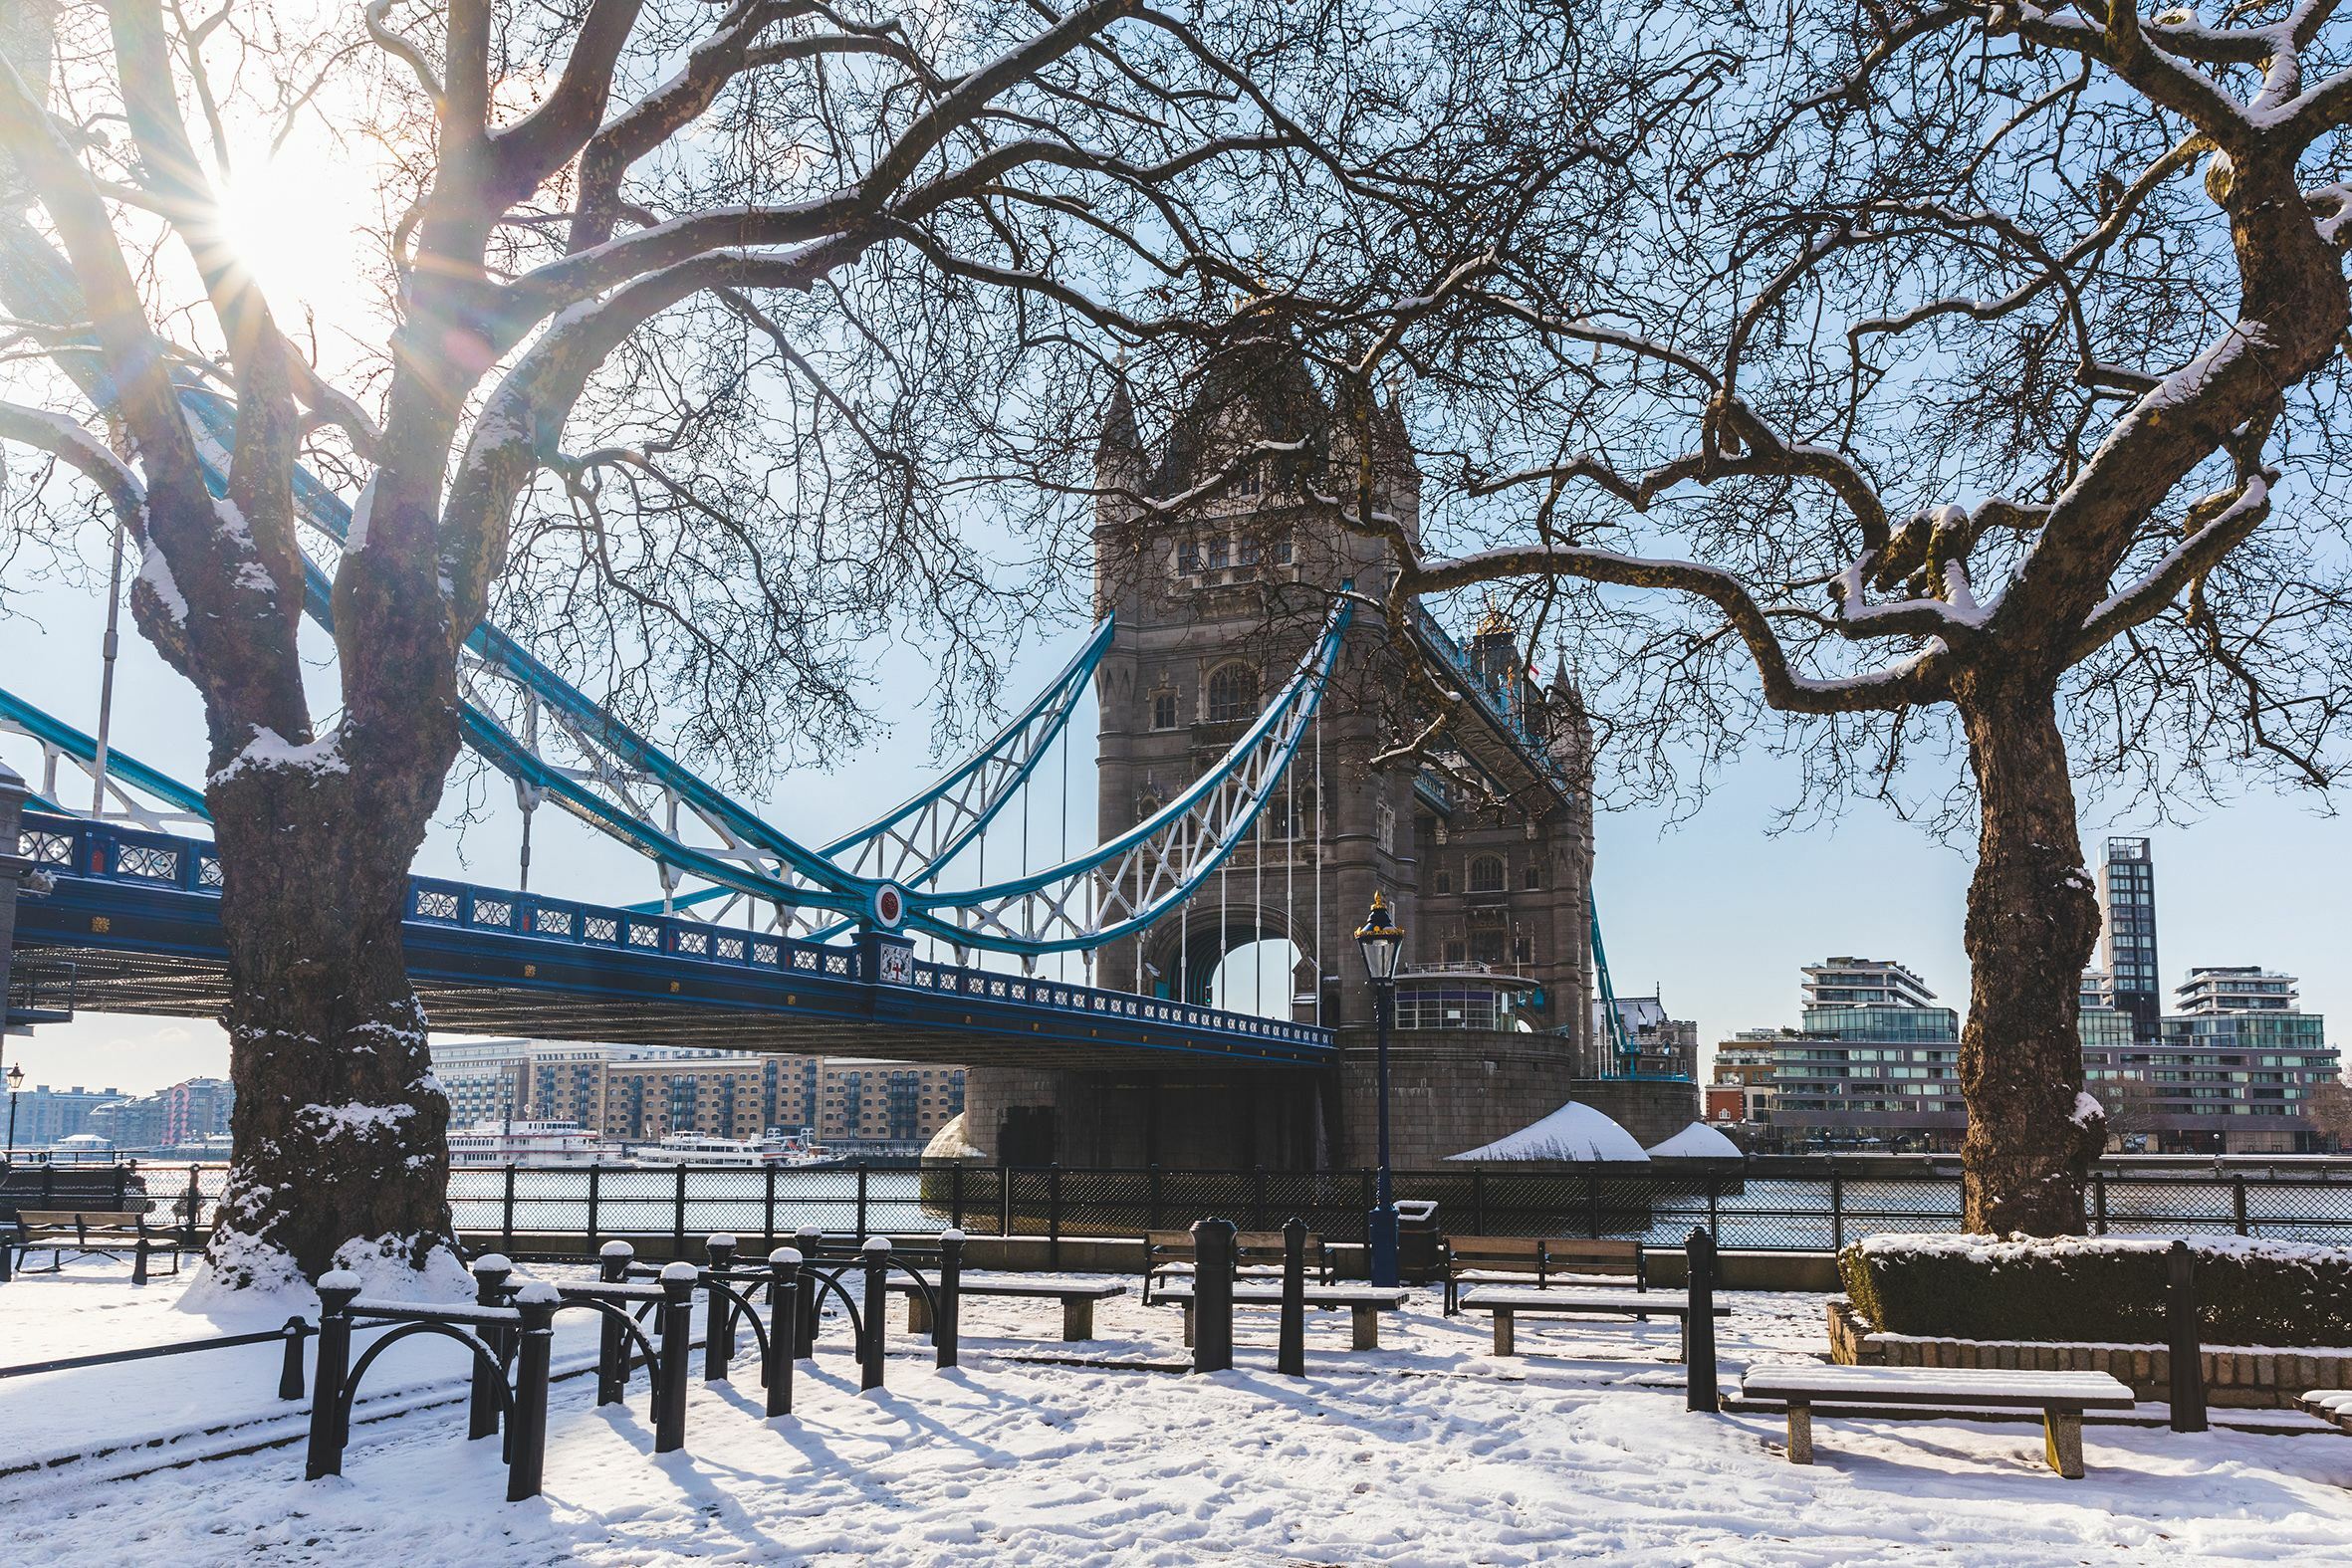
[
  {"xmin": 1468, "ymin": 854, "xmax": 1507, "ymax": 894},
  {"xmin": 1239, "ymin": 459, "xmax": 1263, "ymax": 496},
  {"xmin": 1238, "ymin": 535, "xmax": 1262, "ymax": 568},
  {"xmin": 1208, "ymin": 537, "xmax": 1232, "ymax": 570},
  {"xmin": 1443, "ymin": 940, "xmax": 1468, "ymax": 966},
  {"xmin": 1206, "ymin": 662, "xmax": 1259, "ymax": 723},
  {"xmin": 1177, "ymin": 540, "xmax": 1201, "ymax": 573},
  {"xmin": 1376, "ymin": 800, "xmax": 1396, "ymax": 854},
  {"xmin": 1274, "ymin": 534, "xmax": 1294, "ymax": 564},
  {"xmin": 1523, "ymin": 863, "xmax": 1542, "ymax": 890},
  {"xmin": 1435, "ymin": 868, "xmax": 1454, "ymax": 895},
  {"xmin": 1151, "ymin": 690, "xmax": 1179, "ymax": 731}
]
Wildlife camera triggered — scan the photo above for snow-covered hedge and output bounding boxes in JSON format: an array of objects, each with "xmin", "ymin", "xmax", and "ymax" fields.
[{"xmin": 1839, "ymin": 1232, "xmax": 2352, "ymax": 1348}]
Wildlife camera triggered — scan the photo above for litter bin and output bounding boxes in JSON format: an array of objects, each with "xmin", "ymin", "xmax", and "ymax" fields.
[{"xmin": 1394, "ymin": 1200, "xmax": 1441, "ymax": 1284}]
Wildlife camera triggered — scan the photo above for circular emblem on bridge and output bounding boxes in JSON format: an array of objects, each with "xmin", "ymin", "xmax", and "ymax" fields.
[{"xmin": 871, "ymin": 883, "xmax": 906, "ymax": 930}]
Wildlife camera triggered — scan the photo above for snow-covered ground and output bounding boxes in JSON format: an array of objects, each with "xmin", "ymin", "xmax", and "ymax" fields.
[{"xmin": 3, "ymin": 1258, "xmax": 2348, "ymax": 1565}]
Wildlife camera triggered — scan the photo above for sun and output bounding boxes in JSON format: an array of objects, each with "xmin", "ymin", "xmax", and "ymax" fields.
[{"xmin": 211, "ymin": 139, "xmax": 379, "ymax": 331}]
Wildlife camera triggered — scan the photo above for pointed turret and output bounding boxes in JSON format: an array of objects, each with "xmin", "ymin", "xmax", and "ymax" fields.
[{"xmin": 1094, "ymin": 377, "xmax": 1145, "ymax": 494}]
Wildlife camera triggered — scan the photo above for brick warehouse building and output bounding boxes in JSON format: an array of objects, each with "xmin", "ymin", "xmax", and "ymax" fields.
[{"xmin": 958, "ymin": 332, "xmax": 1694, "ymax": 1169}]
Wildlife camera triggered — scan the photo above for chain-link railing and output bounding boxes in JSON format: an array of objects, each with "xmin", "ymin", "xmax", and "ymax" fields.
[{"xmin": 24, "ymin": 1157, "xmax": 2352, "ymax": 1255}]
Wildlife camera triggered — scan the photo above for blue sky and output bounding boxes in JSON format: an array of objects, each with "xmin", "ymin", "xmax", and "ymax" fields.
[{"xmin": 5, "ymin": 567, "xmax": 2347, "ymax": 1096}]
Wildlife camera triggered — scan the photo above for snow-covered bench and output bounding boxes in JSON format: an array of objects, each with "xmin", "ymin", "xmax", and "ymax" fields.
[
  {"xmin": 1144, "ymin": 1230, "xmax": 1334, "ymax": 1304},
  {"xmin": 890, "ymin": 1272, "xmax": 1128, "ymax": 1341},
  {"xmin": 1441, "ymin": 1236, "xmax": 1645, "ymax": 1314},
  {"xmin": 2301, "ymin": 1390, "xmax": 2352, "ymax": 1435},
  {"xmin": 1457, "ymin": 1286, "xmax": 1725, "ymax": 1361},
  {"xmin": 6, "ymin": 1208, "xmax": 184, "ymax": 1282},
  {"xmin": 1738, "ymin": 1363, "xmax": 2135, "ymax": 1479},
  {"xmin": 1154, "ymin": 1281, "xmax": 1410, "ymax": 1350}
]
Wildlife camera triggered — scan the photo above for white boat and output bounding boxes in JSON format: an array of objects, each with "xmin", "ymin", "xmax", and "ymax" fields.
[
  {"xmin": 628, "ymin": 1129, "xmax": 828, "ymax": 1168},
  {"xmin": 447, "ymin": 1119, "xmax": 624, "ymax": 1167}
]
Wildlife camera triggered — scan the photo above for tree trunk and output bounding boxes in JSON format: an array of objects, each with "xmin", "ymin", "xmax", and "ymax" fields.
[
  {"xmin": 196, "ymin": 748, "xmax": 457, "ymax": 1293},
  {"xmin": 1956, "ymin": 675, "xmax": 2106, "ymax": 1234}
]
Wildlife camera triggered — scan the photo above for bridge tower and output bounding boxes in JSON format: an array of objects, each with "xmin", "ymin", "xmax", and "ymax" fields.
[{"xmin": 959, "ymin": 327, "xmax": 1648, "ymax": 1169}]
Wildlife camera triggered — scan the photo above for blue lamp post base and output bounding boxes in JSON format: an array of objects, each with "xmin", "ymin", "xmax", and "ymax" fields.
[{"xmin": 1366, "ymin": 1202, "xmax": 1401, "ymax": 1287}]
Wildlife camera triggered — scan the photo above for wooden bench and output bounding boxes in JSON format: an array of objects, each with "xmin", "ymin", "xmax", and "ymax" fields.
[
  {"xmin": 889, "ymin": 1273, "xmax": 1128, "ymax": 1341},
  {"xmin": 1143, "ymin": 1230, "xmax": 1334, "ymax": 1304},
  {"xmin": 1154, "ymin": 1282, "xmax": 1409, "ymax": 1350},
  {"xmin": 1457, "ymin": 1286, "xmax": 1726, "ymax": 1362},
  {"xmin": 2300, "ymin": 1390, "xmax": 2352, "ymax": 1434},
  {"xmin": 1738, "ymin": 1363, "xmax": 2135, "ymax": 1479},
  {"xmin": 1441, "ymin": 1236, "xmax": 1645, "ymax": 1314},
  {"xmin": 8, "ymin": 1209, "xmax": 183, "ymax": 1282}
]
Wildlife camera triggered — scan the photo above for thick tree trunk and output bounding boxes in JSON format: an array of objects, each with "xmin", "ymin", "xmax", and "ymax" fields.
[
  {"xmin": 1956, "ymin": 675, "xmax": 2106, "ymax": 1234},
  {"xmin": 196, "ymin": 745, "xmax": 458, "ymax": 1293}
]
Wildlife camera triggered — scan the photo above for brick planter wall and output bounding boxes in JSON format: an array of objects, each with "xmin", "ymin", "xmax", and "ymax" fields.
[{"xmin": 1827, "ymin": 1296, "xmax": 2352, "ymax": 1409}]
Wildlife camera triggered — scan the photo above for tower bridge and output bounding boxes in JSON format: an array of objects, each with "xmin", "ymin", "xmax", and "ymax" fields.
[{"xmin": 0, "ymin": 325, "xmax": 1695, "ymax": 1165}]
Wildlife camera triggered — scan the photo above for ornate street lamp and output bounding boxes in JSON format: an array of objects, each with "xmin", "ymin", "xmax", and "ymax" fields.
[
  {"xmin": 5, "ymin": 1061, "xmax": 23, "ymax": 1156},
  {"xmin": 1353, "ymin": 891, "xmax": 1404, "ymax": 1286}
]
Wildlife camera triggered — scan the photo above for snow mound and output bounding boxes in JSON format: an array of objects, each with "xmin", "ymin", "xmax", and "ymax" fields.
[
  {"xmin": 1446, "ymin": 1100, "xmax": 1648, "ymax": 1163},
  {"xmin": 922, "ymin": 1112, "xmax": 982, "ymax": 1161},
  {"xmin": 1646, "ymin": 1121, "xmax": 1742, "ymax": 1159}
]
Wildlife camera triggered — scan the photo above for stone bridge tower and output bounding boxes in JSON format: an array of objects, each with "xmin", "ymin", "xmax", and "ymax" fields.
[{"xmin": 957, "ymin": 328, "xmax": 1632, "ymax": 1169}]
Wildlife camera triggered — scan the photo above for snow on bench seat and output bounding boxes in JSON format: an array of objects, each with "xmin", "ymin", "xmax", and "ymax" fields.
[
  {"xmin": 1738, "ymin": 1362, "xmax": 2134, "ymax": 1478},
  {"xmin": 1458, "ymin": 1287, "xmax": 1726, "ymax": 1359},
  {"xmin": 885, "ymin": 1273, "xmax": 1128, "ymax": 1340},
  {"xmin": 1153, "ymin": 1283, "xmax": 1409, "ymax": 1350}
]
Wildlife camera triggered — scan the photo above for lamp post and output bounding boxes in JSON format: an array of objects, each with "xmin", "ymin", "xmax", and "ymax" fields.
[
  {"xmin": 1353, "ymin": 891, "xmax": 1403, "ymax": 1287},
  {"xmin": 6, "ymin": 1061, "xmax": 22, "ymax": 1156}
]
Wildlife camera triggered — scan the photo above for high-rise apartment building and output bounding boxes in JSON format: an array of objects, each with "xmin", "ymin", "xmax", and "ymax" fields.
[
  {"xmin": 2176, "ymin": 967, "xmax": 2298, "ymax": 1014},
  {"xmin": 2098, "ymin": 837, "xmax": 2162, "ymax": 1042},
  {"xmin": 1768, "ymin": 959, "xmax": 1966, "ymax": 1149}
]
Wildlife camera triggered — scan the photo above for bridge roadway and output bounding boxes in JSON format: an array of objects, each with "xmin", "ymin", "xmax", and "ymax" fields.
[{"xmin": 11, "ymin": 813, "xmax": 1333, "ymax": 1069}]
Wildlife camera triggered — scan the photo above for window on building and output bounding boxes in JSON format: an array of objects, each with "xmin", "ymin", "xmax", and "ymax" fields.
[
  {"xmin": 1523, "ymin": 863, "xmax": 1542, "ymax": 890},
  {"xmin": 1151, "ymin": 690, "xmax": 1179, "ymax": 730},
  {"xmin": 1468, "ymin": 854, "xmax": 1507, "ymax": 894},
  {"xmin": 1435, "ymin": 869, "xmax": 1453, "ymax": 895},
  {"xmin": 1208, "ymin": 537, "xmax": 1232, "ymax": 570},
  {"xmin": 1238, "ymin": 460, "xmax": 1262, "ymax": 497},
  {"xmin": 1177, "ymin": 541, "xmax": 1201, "ymax": 573},
  {"xmin": 1206, "ymin": 663, "xmax": 1259, "ymax": 723},
  {"xmin": 1273, "ymin": 535, "xmax": 1294, "ymax": 564}
]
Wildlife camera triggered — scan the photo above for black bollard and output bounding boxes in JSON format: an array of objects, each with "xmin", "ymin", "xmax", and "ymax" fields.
[
  {"xmin": 469, "ymin": 1254, "xmax": 515, "ymax": 1442},
  {"xmin": 1191, "ymin": 1219, "xmax": 1237, "ymax": 1374},
  {"xmin": 132, "ymin": 1230, "xmax": 150, "ymax": 1287},
  {"xmin": 766, "ymin": 1247, "xmax": 801, "ymax": 1418},
  {"xmin": 655, "ymin": 1261, "xmax": 695, "ymax": 1453},
  {"xmin": 796, "ymin": 1226, "xmax": 823, "ymax": 1358},
  {"xmin": 1684, "ymin": 1227, "xmax": 1720, "ymax": 1411},
  {"xmin": 860, "ymin": 1237, "xmax": 890, "ymax": 1392},
  {"xmin": 705, "ymin": 1234, "xmax": 738, "ymax": 1381},
  {"xmin": 1278, "ymin": 1218, "xmax": 1306, "ymax": 1378},
  {"xmin": 305, "ymin": 1271, "xmax": 359, "ymax": 1480},
  {"xmin": 507, "ymin": 1284, "xmax": 558, "ymax": 1501},
  {"xmin": 936, "ymin": 1229, "xmax": 964, "ymax": 1370},
  {"xmin": 277, "ymin": 1316, "xmax": 308, "ymax": 1400},
  {"xmin": 596, "ymin": 1240, "xmax": 633, "ymax": 1407},
  {"xmin": 2169, "ymin": 1239, "xmax": 2208, "ymax": 1433}
]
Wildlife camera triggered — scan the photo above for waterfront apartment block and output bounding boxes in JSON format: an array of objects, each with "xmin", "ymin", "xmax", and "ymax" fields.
[
  {"xmin": 428, "ymin": 1037, "xmax": 966, "ymax": 1154},
  {"xmin": 1799, "ymin": 957, "xmax": 1937, "ymax": 1011},
  {"xmin": 2083, "ymin": 969, "xmax": 2341, "ymax": 1154}
]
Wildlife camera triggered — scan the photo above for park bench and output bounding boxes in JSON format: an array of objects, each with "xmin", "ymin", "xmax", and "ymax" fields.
[
  {"xmin": 5, "ymin": 1208, "xmax": 183, "ymax": 1282},
  {"xmin": 891, "ymin": 1272, "xmax": 1128, "ymax": 1341},
  {"xmin": 1440, "ymin": 1235, "xmax": 1646, "ymax": 1314},
  {"xmin": 1155, "ymin": 1281, "xmax": 1409, "ymax": 1350},
  {"xmin": 1737, "ymin": 1362, "xmax": 2135, "ymax": 1479},
  {"xmin": 2300, "ymin": 1390, "xmax": 2352, "ymax": 1435},
  {"xmin": 1457, "ymin": 1286, "xmax": 1726, "ymax": 1361},
  {"xmin": 1144, "ymin": 1229, "xmax": 1334, "ymax": 1304}
]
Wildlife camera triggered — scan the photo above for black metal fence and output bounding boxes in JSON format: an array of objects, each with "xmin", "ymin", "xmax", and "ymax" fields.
[{"xmin": 71, "ymin": 1158, "xmax": 2352, "ymax": 1259}]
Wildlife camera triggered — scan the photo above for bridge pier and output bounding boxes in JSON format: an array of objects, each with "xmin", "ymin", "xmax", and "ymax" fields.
[
  {"xmin": 959, "ymin": 1064, "xmax": 1328, "ymax": 1169},
  {"xmin": 1, "ymin": 761, "xmax": 34, "ymax": 1035}
]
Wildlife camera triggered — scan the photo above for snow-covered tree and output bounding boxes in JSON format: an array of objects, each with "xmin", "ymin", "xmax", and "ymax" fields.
[
  {"xmin": 1358, "ymin": 0, "xmax": 2352, "ymax": 1232},
  {"xmin": 0, "ymin": 0, "xmax": 1411, "ymax": 1291}
]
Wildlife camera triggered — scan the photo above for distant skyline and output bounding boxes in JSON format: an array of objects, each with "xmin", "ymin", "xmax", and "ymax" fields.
[{"xmin": 6, "ymin": 569, "xmax": 2348, "ymax": 1097}]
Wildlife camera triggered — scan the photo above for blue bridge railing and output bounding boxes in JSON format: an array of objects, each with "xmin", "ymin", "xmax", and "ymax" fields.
[{"xmin": 15, "ymin": 812, "xmax": 1334, "ymax": 1053}]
